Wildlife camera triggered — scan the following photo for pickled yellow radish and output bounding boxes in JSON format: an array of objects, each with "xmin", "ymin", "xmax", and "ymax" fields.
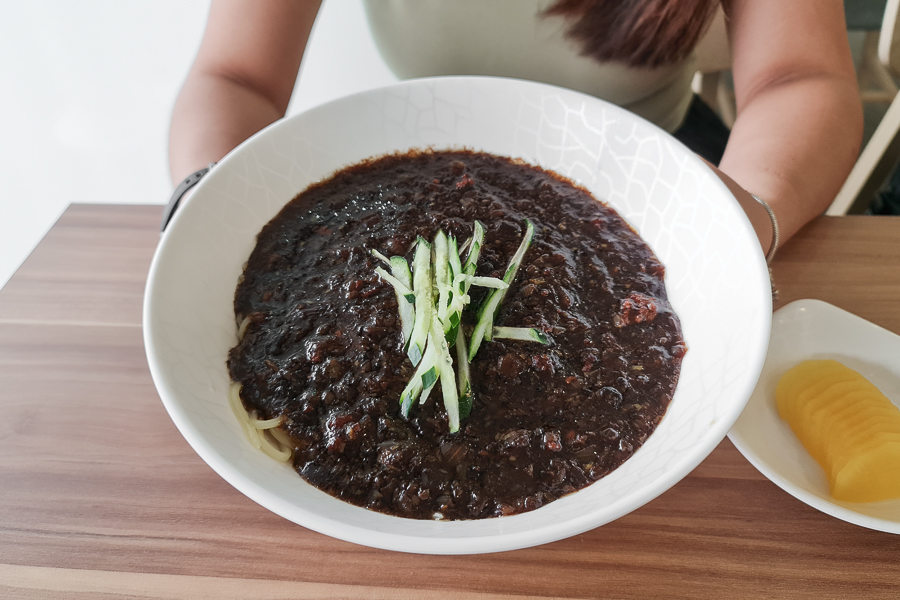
[
  {"xmin": 834, "ymin": 442, "xmax": 900, "ymax": 503},
  {"xmin": 776, "ymin": 359, "xmax": 900, "ymax": 503},
  {"xmin": 826, "ymin": 427, "xmax": 898, "ymax": 481}
]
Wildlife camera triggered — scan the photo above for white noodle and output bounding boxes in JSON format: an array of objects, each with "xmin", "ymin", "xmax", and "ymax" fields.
[
  {"xmin": 228, "ymin": 382, "xmax": 292, "ymax": 462},
  {"xmin": 238, "ymin": 316, "xmax": 251, "ymax": 340}
]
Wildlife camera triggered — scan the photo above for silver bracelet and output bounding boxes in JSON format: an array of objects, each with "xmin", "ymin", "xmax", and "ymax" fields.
[
  {"xmin": 750, "ymin": 194, "xmax": 779, "ymax": 265},
  {"xmin": 161, "ymin": 162, "xmax": 217, "ymax": 233},
  {"xmin": 750, "ymin": 193, "xmax": 779, "ymax": 303}
]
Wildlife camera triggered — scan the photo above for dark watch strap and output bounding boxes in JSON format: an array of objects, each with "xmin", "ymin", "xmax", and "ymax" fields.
[{"xmin": 161, "ymin": 163, "xmax": 216, "ymax": 232}]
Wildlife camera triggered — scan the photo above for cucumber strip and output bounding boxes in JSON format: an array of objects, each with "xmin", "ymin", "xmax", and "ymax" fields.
[
  {"xmin": 418, "ymin": 333, "xmax": 442, "ymax": 406},
  {"xmin": 463, "ymin": 221, "xmax": 485, "ymax": 276},
  {"xmin": 398, "ymin": 301, "xmax": 416, "ymax": 349},
  {"xmin": 459, "ymin": 236, "xmax": 472, "ymax": 257},
  {"xmin": 431, "ymin": 315, "xmax": 460, "ymax": 433},
  {"xmin": 468, "ymin": 221, "xmax": 535, "ymax": 359},
  {"xmin": 420, "ymin": 364, "xmax": 439, "ymax": 391},
  {"xmin": 407, "ymin": 238, "xmax": 434, "ymax": 365},
  {"xmin": 370, "ymin": 249, "xmax": 391, "ymax": 266},
  {"xmin": 419, "ymin": 380, "xmax": 437, "ymax": 406},
  {"xmin": 490, "ymin": 219, "xmax": 535, "ymax": 323},
  {"xmin": 448, "ymin": 224, "xmax": 485, "ymax": 347},
  {"xmin": 374, "ymin": 267, "xmax": 414, "ymax": 298},
  {"xmin": 455, "ymin": 327, "xmax": 474, "ymax": 419},
  {"xmin": 448, "ymin": 236, "xmax": 462, "ymax": 283},
  {"xmin": 442, "ymin": 248, "xmax": 471, "ymax": 345},
  {"xmin": 398, "ymin": 371, "xmax": 423, "ymax": 417},
  {"xmin": 389, "ymin": 256, "xmax": 415, "ymax": 347},
  {"xmin": 467, "ymin": 276, "xmax": 509, "ymax": 290},
  {"xmin": 467, "ymin": 288, "xmax": 503, "ymax": 360},
  {"xmin": 448, "ymin": 274, "xmax": 471, "ymax": 312},
  {"xmin": 390, "ymin": 256, "xmax": 413, "ymax": 287},
  {"xmin": 433, "ymin": 231, "xmax": 451, "ymax": 325},
  {"xmin": 444, "ymin": 320, "xmax": 460, "ymax": 348},
  {"xmin": 447, "ymin": 287, "xmax": 469, "ymax": 313},
  {"xmin": 501, "ymin": 220, "xmax": 535, "ymax": 287},
  {"xmin": 399, "ymin": 340, "xmax": 438, "ymax": 416},
  {"xmin": 491, "ymin": 326, "xmax": 550, "ymax": 345}
]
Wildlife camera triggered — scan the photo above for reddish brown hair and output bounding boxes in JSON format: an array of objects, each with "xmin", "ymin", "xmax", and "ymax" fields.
[{"xmin": 544, "ymin": 0, "xmax": 721, "ymax": 68}]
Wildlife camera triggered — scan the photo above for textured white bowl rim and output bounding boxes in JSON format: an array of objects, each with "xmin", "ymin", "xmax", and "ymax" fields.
[{"xmin": 144, "ymin": 75, "xmax": 771, "ymax": 554}]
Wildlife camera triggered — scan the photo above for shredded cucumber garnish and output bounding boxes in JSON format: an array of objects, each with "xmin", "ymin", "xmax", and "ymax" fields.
[
  {"xmin": 499, "ymin": 220, "xmax": 535, "ymax": 301},
  {"xmin": 371, "ymin": 249, "xmax": 392, "ymax": 266},
  {"xmin": 463, "ymin": 220, "xmax": 485, "ymax": 277},
  {"xmin": 448, "ymin": 236, "xmax": 463, "ymax": 285},
  {"xmin": 407, "ymin": 238, "xmax": 434, "ymax": 366},
  {"xmin": 468, "ymin": 220, "xmax": 534, "ymax": 358},
  {"xmin": 455, "ymin": 326, "xmax": 474, "ymax": 419},
  {"xmin": 433, "ymin": 231, "xmax": 452, "ymax": 333},
  {"xmin": 399, "ymin": 339, "xmax": 439, "ymax": 416},
  {"xmin": 417, "ymin": 342, "xmax": 439, "ymax": 407},
  {"xmin": 431, "ymin": 314, "xmax": 460, "ymax": 433},
  {"xmin": 374, "ymin": 263, "xmax": 416, "ymax": 350},
  {"xmin": 390, "ymin": 256, "xmax": 415, "ymax": 348},
  {"xmin": 374, "ymin": 267, "xmax": 414, "ymax": 300},
  {"xmin": 492, "ymin": 326, "xmax": 550, "ymax": 345},
  {"xmin": 372, "ymin": 219, "xmax": 545, "ymax": 432},
  {"xmin": 467, "ymin": 276, "xmax": 508, "ymax": 289}
]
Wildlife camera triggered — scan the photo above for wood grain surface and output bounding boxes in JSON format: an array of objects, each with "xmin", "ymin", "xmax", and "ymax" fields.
[{"xmin": 1, "ymin": 205, "xmax": 899, "ymax": 599}]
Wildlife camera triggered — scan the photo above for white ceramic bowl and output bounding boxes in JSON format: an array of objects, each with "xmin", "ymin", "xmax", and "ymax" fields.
[{"xmin": 144, "ymin": 76, "xmax": 771, "ymax": 554}]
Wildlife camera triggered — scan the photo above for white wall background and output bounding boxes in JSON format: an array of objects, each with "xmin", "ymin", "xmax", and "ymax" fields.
[{"xmin": 0, "ymin": 0, "xmax": 398, "ymax": 289}]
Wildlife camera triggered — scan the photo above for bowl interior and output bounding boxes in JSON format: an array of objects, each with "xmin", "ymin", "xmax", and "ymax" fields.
[{"xmin": 144, "ymin": 76, "xmax": 771, "ymax": 554}]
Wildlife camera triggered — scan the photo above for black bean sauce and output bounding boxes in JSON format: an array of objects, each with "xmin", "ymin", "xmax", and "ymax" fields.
[{"xmin": 227, "ymin": 150, "xmax": 685, "ymax": 520}]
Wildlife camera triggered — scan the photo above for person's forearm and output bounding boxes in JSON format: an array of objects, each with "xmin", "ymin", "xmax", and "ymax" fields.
[
  {"xmin": 167, "ymin": 0, "xmax": 320, "ymax": 186},
  {"xmin": 719, "ymin": 73, "xmax": 862, "ymax": 249},
  {"xmin": 168, "ymin": 71, "xmax": 285, "ymax": 186}
]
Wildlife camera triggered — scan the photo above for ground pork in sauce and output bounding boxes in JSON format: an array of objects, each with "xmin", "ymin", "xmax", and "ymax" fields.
[{"xmin": 227, "ymin": 150, "xmax": 685, "ymax": 520}]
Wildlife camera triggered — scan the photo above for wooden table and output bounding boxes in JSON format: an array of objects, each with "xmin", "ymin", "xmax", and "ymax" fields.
[{"xmin": 2, "ymin": 205, "xmax": 900, "ymax": 599}]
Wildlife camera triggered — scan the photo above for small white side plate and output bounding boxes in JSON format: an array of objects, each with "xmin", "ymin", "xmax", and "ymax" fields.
[{"xmin": 729, "ymin": 299, "xmax": 900, "ymax": 533}]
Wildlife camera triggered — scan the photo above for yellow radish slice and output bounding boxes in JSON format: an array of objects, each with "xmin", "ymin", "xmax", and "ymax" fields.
[{"xmin": 776, "ymin": 359, "xmax": 900, "ymax": 503}]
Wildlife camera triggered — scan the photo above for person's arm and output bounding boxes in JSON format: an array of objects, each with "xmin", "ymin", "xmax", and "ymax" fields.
[
  {"xmin": 716, "ymin": 0, "xmax": 863, "ymax": 250},
  {"xmin": 168, "ymin": 0, "xmax": 322, "ymax": 185}
]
